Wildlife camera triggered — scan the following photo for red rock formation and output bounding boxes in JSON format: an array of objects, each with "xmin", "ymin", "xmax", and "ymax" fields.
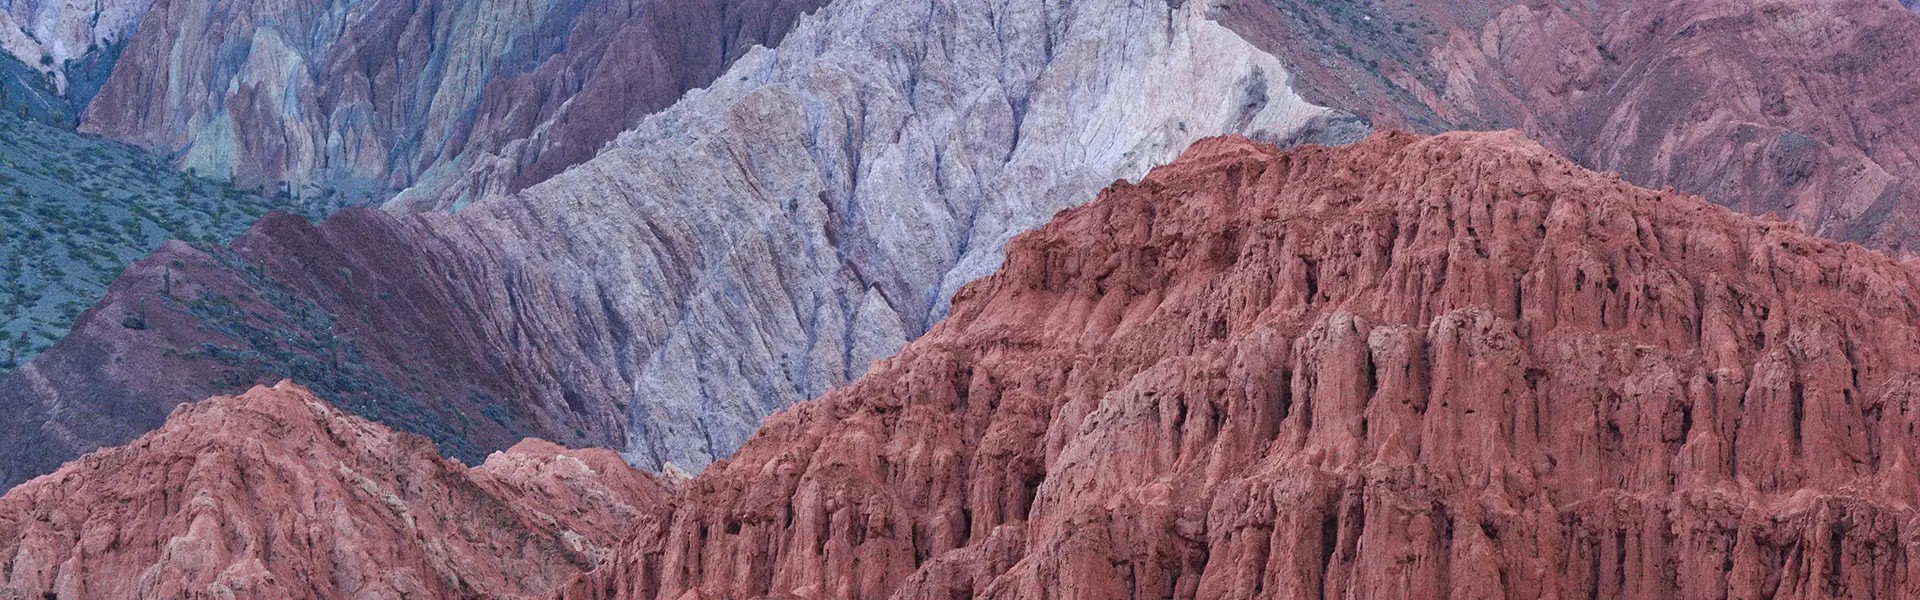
[
  {"xmin": 565, "ymin": 132, "xmax": 1920, "ymax": 599},
  {"xmin": 1215, "ymin": 0, "xmax": 1920, "ymax": 254},
  {"xmin": 0, "ymin": 381, "xmax": 668, "ymax": 598}
]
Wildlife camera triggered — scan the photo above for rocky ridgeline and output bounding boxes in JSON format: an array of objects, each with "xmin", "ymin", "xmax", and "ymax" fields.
[
  {"xmin": 12, "ymin": 132, "xmax": 1920, "ymax": 599},
  {"xmin": 565, "ymin": 131, "xmax": 1920, "ymax": 599},
  {"xmin": 0, "ymin": 0, "xmax": 1355, "ymax": 489}
]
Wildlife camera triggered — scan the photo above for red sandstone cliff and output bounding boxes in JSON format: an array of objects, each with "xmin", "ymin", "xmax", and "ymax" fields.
[
  {"xmin": 0, "ymin": 381, "xmax": 667, "ymax": 598},
  {"xmin": 570, "ymin": 131, "xmax": 1920, "ymax": 599}
]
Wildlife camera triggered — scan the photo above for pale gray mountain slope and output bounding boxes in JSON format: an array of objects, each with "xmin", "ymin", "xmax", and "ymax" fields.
[{"xmin": 502, "ymin": 0, "xmax": 1360, "ymax": 468}]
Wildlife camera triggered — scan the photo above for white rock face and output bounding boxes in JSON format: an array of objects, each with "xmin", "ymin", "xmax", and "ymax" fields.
[
  {"xmin": 0, "ymin": 0, "xmax": 147, "ymax": 84},
  {"xmin": 466, "ymin": 0, "xmax": 1356, "ymax": 469}
]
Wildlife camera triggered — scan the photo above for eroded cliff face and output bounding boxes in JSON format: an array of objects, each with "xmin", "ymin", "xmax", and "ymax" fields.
[
  {"xmin": 0, "ymin": 381, "xmax": 667, "ymax": 598},
  {"xmin": 1215, "ymin": 0, "xmax": 1920, "ymax": 254},
  {"xmin": 77, "ymin": 0, "xmax": 822, "ymax": 199},
  {"xmin": 565, "ymin": 132, "xmax": 1920, "ymax": 599},
  {"xmin": 0, "ymin": 0, "xmax": 145, "ymax": 85},
  {"xmin": 0, "ymin": 0, "xmax": 1351, "ymax": 489}
]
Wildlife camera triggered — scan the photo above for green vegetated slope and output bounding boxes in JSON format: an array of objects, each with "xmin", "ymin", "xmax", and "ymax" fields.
[{"xmin": 0, "ymin": 113, "xmax": 315, "ymax": 371}]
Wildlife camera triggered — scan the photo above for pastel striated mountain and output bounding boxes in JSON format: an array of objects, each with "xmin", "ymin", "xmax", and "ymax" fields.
[
  {"xmin": 76, "ymin": 0, "xmax": 823, "ymax": 200},
  {"xmin": 1215, "ymin": 0, "xmax": 1920, "ymax": 254},
  {"xmin": 0, "ymin": 381, "xmax": 667, "ymax": 598},
  {"xmin": 15, "ymin": 131, "xmax": 1920, "ymax": 598},
  {"xmin": 563, "ymin": 131, "xmax": 1920, "ymax": 599},
  {"xmin": 0, "ymin": 0, "xmax": 1357, "ymax": 490}
]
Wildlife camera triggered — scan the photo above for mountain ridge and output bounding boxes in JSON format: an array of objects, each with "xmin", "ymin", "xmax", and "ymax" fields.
[
  {"xmin": 0, "ymin": 0, "xmax": 1357, "ymax": 490},
  {"xmin": 11, "ymin": 131, "xmax": 1920, "ymax": 598}
]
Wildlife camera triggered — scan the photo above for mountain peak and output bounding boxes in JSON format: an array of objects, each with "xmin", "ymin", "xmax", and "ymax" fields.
[{"xmin": 577, "ymin": 130, "xmax": 1920, "ymax": 598}]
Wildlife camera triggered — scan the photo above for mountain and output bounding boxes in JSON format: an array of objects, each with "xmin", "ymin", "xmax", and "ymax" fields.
[
  {"xmin": 14, "ymin": 131, "xmax": 1920, "ymax": 598},
  {"xmin": 386, "ymin": 0, "xmax": 831, "ymax": 210},
  {"xmin": 76, "ymin": 0, "xmax": 825, "ymax": 201},
  {"xmin": 0, "ymin": 112, "xmax": 295, "ymax": 372},
  {"xmin": 0, "ymin": 380, "xmax": 665, "ymax": 598},
  {"xmin": 0, "ymin": 0, "xmax": 143, "ymax": 94},
  {"xmin": 1215, "ymin": 0, "xmax": 1920, "ymax": 254},
  {"xmin": 0, "ymin": 0, "xmax": 1359, "ymax": 490},
  {"xmin": 563, "ymin": 131, "xmax": 1920, "ymax": 599}
]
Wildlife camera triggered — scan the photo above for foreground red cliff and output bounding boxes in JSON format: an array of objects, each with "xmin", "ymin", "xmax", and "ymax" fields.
[
  {"xmin": 11, "ymin": 131, "xmax": 1920, "ymax": 599},
  {"xmin": 574, "ymin": 131, "xmax": 1920, "ymax": 599},
  {"xmin": 0, "ymin": 381, "xmax": 667, "ymax": 598}
]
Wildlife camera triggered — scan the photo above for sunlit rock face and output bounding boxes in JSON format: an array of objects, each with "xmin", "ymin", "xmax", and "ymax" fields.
[
  {"xmin": 76, "ymin": 0, "xmax": 825, "ymax": 201},
  {"xmin": 1215, "ymin": 0, "xmax": 1920, "ymax": 255},
  {"xmin": 0, "ymin": 0, "xmax": 1353, "ymax": 490}
]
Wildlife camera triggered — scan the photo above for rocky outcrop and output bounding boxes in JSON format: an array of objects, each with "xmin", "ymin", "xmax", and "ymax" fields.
[
  {"xmin": 565, "ymin": 132, "xmax": 1920, "ymax": 599},
  {"xmin": 0, "ymin": 380, "xmax": 666, "ymax": 598},
  {"xmin": 1215, "ymin": 0, "xmax": 1920, "ymax": 254},
  {"xmin": 0, "ymin": 0, "xmax": 1352, "ymax": 490},
  {"xmin": 76, "ymin": 0, "xmax": 823, "ymax": 201}
]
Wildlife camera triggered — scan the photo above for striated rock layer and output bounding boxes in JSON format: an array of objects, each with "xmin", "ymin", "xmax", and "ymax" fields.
[
  {"xmin": 78, "ymin": 0, "xmax": 822, "ymax": 198},
  {"xmin": 387, "ymin": 0, "xmax": 829, "ymax": 210},
  {"xmin": 0, "ymin": 381, "xmax": 666, "ymax": 598},
  {"xmin": 1215, "ymin": 0, "xmax": 1920, "ymax": 254},
  {"xmin": 0, "ymin": 0, "xmax": 145, "ymax": 87},
  {"xmin": 563, "ymin": 132, "xmax": 1920, "ymax": 599},
  {"xmin": 0, "ymin": 0, "xmax": 1353, "ymax": 489}
]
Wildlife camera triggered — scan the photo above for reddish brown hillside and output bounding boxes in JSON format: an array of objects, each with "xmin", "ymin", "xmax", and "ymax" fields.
[
  {"xmin": 0, "ymin": 381, "xmax": 668, "ymax": 598},
  {"xmin": 570, "ymin": 131, "xmax": 1920, "ymax": 599}
]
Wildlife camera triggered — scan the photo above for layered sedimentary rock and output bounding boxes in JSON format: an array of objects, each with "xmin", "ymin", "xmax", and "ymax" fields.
[
  {"xmin": 0, "ymin": 380, "xmax": 665, "ymax": 598},
  {"xmin": 388, "ymin": 0, "xmax": 829, "ymax": 210},
  {"xmin": 0, "ymin": 0, "xmax": 1352, "ymax": 489},
  {"xmin": 563, "ymin": 132, "xmax": 1920, "ymax": 599},
  {"xmin": 1215, "ymin": 0, "xmax": 1920, "ymax": 254},
  {"xmin": 0, "ymin": 0, "xmax": 145, "ymax": 84},
  {"xmin": 77, "ymin": 0, "xmax": 822, "ymax": 200}
]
